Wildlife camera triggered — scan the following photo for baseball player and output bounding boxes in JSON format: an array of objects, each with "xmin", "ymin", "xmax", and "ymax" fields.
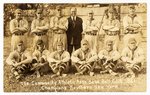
[
  {"xmin": 71, "ymin": 39, "xmax": 98, "ymax": 76},
  {"xmin": 31, "ymin": 8, "xmax": 49, "ymax": 50},
  {"xmin": 10, "ymin": 9, "xmax": 29, "ymax": 51},
  {"xmin": 48, "ymin": 42, "xmax": 70, "ymax": 78},
  {"xmin": 98, "ymin": 40, "xmax": 120, "ymax": 76},
  {"xmin": 50, "ymin": 6, "xmax": 68, "ymax": 51},
  {"xmin": 121, "ymin": 38, "xmax": 144, "ymax": 78},
  {"xmin": 83, "ymin": 10, "xmax": 100, "ymax": 52},
  {"xmin": 6, "ymin": 41, "xmax": 32, "ymax": 80},
  {"xmin": 102, "ymin": 6, "xmax": 120, "ymax": 50},
  {"xmin": 47, "ymin": 10, "xmax": 54, "ymax": 53},
  {"xmin": 31, "ymin": 40, "xmax": 50, "ymax": 78},
  {"xmin": 123, "ymin": 5, "xmax": 143, "ymax": 47}
]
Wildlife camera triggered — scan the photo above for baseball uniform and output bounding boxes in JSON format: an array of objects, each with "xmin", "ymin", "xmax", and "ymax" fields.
[
  {"xmin": 10, "ymin": 10, "xmax": 29, "ymax": 51},
  {"xmin": 83, "ymin": 11, "xmax": 99, "ymax": 52}
]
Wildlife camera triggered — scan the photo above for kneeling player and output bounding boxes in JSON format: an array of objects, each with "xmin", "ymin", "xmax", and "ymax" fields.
[
  {"xmin": 121, "ymin": 38, "xmax": 144, "ymax": 78},
  {"xmin": 48, "ymin": 42, "xmax": 70, "ymax": 78},
  {"xmin": 31, "ymin": 40, "xmax": 50, "ymax": 78},
  {"xmin": 98, "ymin": 40, "xmax": 120, "ymax": 76},
  {"xmin": 71, "ymin": 39, "xmax": 98, "ymax": 76},
  {"xmin": 6, "ymin": 41, "xmax": 32, "ymax": 80}
]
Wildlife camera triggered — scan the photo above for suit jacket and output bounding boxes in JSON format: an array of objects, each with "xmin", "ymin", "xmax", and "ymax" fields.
[{"xmin": 66, "ymin": 16, "xmax": 83, "ymax": 45}]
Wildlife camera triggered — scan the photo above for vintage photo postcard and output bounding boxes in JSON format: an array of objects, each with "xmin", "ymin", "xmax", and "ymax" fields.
[{"xmin": 3, "ymin": 3, "xmax": 147, "ymax": 92}]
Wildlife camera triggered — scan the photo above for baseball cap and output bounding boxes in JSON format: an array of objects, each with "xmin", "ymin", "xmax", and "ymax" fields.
[
  {"xmin": 108, "ymin": 7, "xmax": 117, "ymax": 13},
  {"xmin": 128, "ymin": 38, "xmax": 137, "ymax": 44},
  {"xmin": 36, "ymin": 9, "xmax": 43, "ymax": 14},
  {"xmin": 129, "ymin": 5, "xmax": 135, "ymax": 9},
  {"xmin": 15, "ymin": 9, "xmax": 22, "ymax": 14},
  {"xmin": 56, "ymin": 6, "xmax": 62, "ymax": 11},
  {"xmin": 88, "ymin": 10, "xmax": 94, "ymax": 14}
]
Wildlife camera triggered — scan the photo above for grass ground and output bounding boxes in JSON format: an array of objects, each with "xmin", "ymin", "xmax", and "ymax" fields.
[{"xmin": 3, "ymin": 36, "xmax": 147, "ymax": 92}]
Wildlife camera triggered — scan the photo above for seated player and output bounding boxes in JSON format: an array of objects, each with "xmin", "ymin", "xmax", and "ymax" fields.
[
  {"xmin": 48, "ymin": 42, "xmax": 70, "ymax": 78},
  {"xmin": 98, "ymin": 40, "xmax": 120, "ymax": 76},
  {"xmin": 31, "ymin": 40, "xmax": 50, "ymax": 78},
  {"xmin": 121, "ymin": 38, "xmax": 144, "ymax": 78},
  {"xmin": 6, "ymin": 41, "xmax": 32, "ymax": 80},
  {"xmin": 71, "ymin": 39, "xmax": 98, "ymax": 76}
]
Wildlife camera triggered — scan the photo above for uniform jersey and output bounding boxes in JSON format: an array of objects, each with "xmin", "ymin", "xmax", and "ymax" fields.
[
  {"xmin": 6, "ymin": 50, "xmax": 32, "ymax": 65},
  {"xmin": 98, "ymin": 49, "xmax": 120, "ymax": 61},
  {"xmin": 48, "ymin": 50, "xmax": 70, "ymax": 63},
  {"xmin": 71, "ymin": 48, "xmax": 98, "ymax": 63},
  {"xmin": 10, "ymin": 18, "xmax": 28, "ymax": 33},
  {"xmin": 32, "ymin": 49, "xmax": 50, "ymax": 62},
  {"xmin": 121, "ymin": 46, "xmax": 144, "ymax": 64}
]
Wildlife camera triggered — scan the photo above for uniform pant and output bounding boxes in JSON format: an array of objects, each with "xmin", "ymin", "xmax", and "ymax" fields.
[
  {"xmin": 125, "ymin": 62, "xmax": 142, "ymax": 73},
  {"xmin": 49, "ymin": 62, "xmax": 69, "ymax": 74},
  {"xmin": 74, "ymin": 62, "xmax": 96, "ymax": 73},
  {"xmin": 47, "ymin": 30, "xmax": 53, "ymax": 52},
  {"xmin": 99, "ymin": 59, "xmax": 118, "ymax": 71},
  {"xmin": 11, "ymin": 64, "xmax": 31, "ymax": 76},
  {"xmin": 33, "ymin": 35, "xmax": 48, "ymax": 50},
  {"xmin": 84, "ymin": 35, "xmax": 97, "ymax": 52},
  {"xmin": 112, "ymin": 61, "xmax": 142, "ymax": 73},
  {"xmin": 53, "ymin": 33, "xmax": 67, "ymax": 51},
  {"xmin": 123, "ymin": 33, "xmax": 142, "ymax": 47},
  {"xmin": 96, "ymin": 34, "xmax": 105, "ymax": 53},
  {"xmin": 104, "ymin": 35, "xmax": 119, "ymax": 50},
  {"xmin": 11, "ymin": 34, "xmax": 27, "ymax": 51}
]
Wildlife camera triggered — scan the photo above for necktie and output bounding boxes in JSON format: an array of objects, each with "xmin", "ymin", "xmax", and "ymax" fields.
[{"xmin": 73, "ymin": 16, "xmax": 75, "ymax": 28}]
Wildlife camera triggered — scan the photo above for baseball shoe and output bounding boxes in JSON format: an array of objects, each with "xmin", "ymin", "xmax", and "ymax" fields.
[
  {"xmin": 75, "ymin": 72, "xmax": 83, "ymax": 76},
  {"xmin": 100, "ymin": 70, "xmax": 108, "ymax": 74},
  {"xmin": 62, "ymin": 74, "xmax": 67, "ymax": 77},
  {"xmin": 51, "ymin": 74, "xmax": 58, "ymax": 78},
  {"xmin": 89, "ymin": 72, "xmax": 94, "ymax": 76},
  {"xmin": 110, "ymin": 71, "xmax": 118, "ymax": 76}
]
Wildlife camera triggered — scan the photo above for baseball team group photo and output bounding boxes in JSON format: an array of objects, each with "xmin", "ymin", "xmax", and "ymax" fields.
[{"xmin": 3, "ymin": 3, "xmax": 147, "ymax": 92}]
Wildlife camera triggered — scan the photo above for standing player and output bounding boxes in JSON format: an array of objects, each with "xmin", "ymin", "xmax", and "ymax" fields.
[
  {"xmin": 10, "ymin": 9, "xmax": 29, "ymax": 51},
  {"xmin": 83, "ymin": 10, "xmax": 99, "ymax": 52},
  {"xmin": 123, "ymin": 5, "xmax": 143, "ymax": 47},
  {"xmin": 31, "ymin": 8, "xmax": 49, "ymax": 50},
  {"xmin": 50, "ymin": 6, "xmax": 68, "ymax": 51},
  {"xmin": 102, "ymin": 6, "xmax": 120, "ymax": 50}
]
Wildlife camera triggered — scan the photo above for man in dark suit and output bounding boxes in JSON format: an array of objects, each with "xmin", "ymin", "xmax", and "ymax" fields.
[{"xmin": 66, "ymin": 8, "xmax": 83, "ymax": 55}]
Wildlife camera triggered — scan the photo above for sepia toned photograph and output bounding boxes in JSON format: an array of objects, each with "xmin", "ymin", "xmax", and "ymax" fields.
[{"xmin": 3, "ymin": 3, "xmax": 147, "ymax": 92}]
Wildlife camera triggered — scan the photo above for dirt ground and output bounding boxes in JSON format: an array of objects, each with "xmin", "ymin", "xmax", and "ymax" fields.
[{"xmin": 3, "ymin": 36, "xmax": 147, "ymax": 92}]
